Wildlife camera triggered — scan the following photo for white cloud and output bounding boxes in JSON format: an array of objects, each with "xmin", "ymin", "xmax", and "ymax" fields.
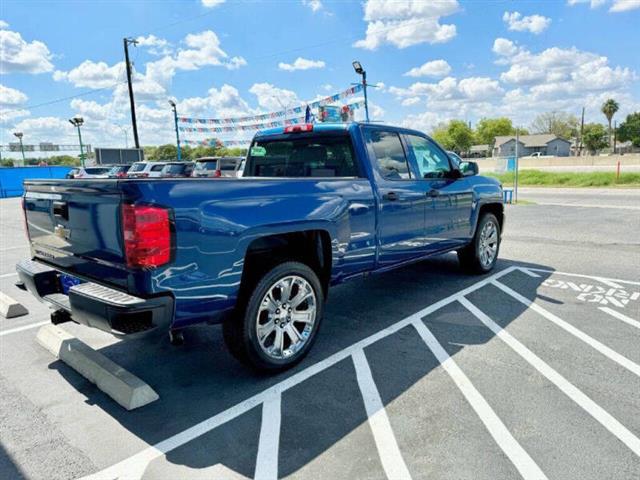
[
  {"xmin": 502, "ymin": 11, "xmax": 551, "ymax": 34},
  {"xmin": 0, "ymin": 20, "xmax": 9, "ymax": 29},
  {"xmin": 401, "ymin": 97, "xmax": 421, "ymax": 106},
  {"xmin": 354, "ymin": 0, "xmax": 459, "ymax": 49},
  {"xmin": 492, "ymin": 38, "xmax": 521, "ymax": 57},
  {"xmin": 302, "ymin": 0, "xmax": 323, "ymax": 12},
  {"xmin": 0, "ymin": 27, "xmax": 54, "ymax": 74},
  {"xmin": 390, "ymin": 76, "xmax": 503, "ymax": 102},
  {"xmin": 135, "ymin": 34, "xmax": 172, "ymax": 56},
  {"xmin": 180, "ymin": 84, "xmax": 253, "ymax": 118},
  {"xmin": 70, "ymin": 99, "xmax": 121, "ymax": 122},
  {"xmin": 567, "ymin": 0, "xmax": 639, "ymax": 11},
  {"xmin": 0, "ymin": 84, "xmax": 28, "ymax": 106},
  {"xmin": 201, "ymin": 0, "xmax": 225, "ymax": 7},
  {"xmin": 610, "ymin": 0, "xmax": 640, "ymax": 11},
  {"xmin": 278, "ymin": 57, "xmax": 326, "ymax": 71},
  {"xmin": 404, "ymin": 59, "xmax": 451, "ymax": 78},
  {"xmin": 53, "ymin": 60, "xmax": 125, "ymax": 88},
  {"xmin": 249, "ymin": 83, "xmax": 300, "ymax": 111}
]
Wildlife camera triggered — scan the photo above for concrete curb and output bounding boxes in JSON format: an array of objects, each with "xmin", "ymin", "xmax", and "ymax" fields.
[
  {"xmin": 36, "ymin": 325, "xmax": 159, "ymax": 410},
  {"xmin": 0, "ymin": 291, "xmax": 28, "ymax": 318}
]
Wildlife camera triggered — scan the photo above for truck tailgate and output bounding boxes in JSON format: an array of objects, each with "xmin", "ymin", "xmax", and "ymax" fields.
[{"xmin": 23, "ymin": 180, "xmax": 129, "ymax": 289}]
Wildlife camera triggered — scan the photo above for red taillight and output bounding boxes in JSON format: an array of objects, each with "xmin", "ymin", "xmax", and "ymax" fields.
[
  {"xmin": 213, "ymin": 169, "xmax": 222, "ymax": 177},
  {"xmin": 141, "ymin": 173, "xmax": 149, "ymax": 178},
  {"xmin": 121, "ymin": 204, "xmax": 171, "ymax": 268},
  {"xmin": 284, "ymin": 123, "xmax": 313, "ymax": 133}
]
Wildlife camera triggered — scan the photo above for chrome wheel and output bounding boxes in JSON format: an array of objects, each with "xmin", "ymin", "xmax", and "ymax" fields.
[
  {"xmin": 256, "ymin": 275, "xmax": 317, "ymax": 360},
  {"xmin": 479, "ymin": 219, "xmax": 499, "ymax": 268}
]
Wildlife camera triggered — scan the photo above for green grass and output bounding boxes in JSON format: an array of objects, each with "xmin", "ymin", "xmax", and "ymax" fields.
[{"xmin": 487, "ymin": 170, "xmax": 640, "ymax": 188}]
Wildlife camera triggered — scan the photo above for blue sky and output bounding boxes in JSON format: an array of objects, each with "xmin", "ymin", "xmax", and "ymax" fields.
[{"xmin": 1, "ymin": 0, "xmax": 639, "ymax": 152}]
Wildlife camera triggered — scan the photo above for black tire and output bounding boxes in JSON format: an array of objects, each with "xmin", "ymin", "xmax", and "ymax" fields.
[
  {"xmin": 457, "ymin": 213, "xmax": 501, "ymax": 274},
  {"xmin": 223, "ymin": 261, "xmax": 324, "ymax": 372}
]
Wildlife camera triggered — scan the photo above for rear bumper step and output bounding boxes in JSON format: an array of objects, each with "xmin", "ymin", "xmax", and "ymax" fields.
[{"xmin": 16, "ymin": 259, "xmax": 173, "ymax": 337}]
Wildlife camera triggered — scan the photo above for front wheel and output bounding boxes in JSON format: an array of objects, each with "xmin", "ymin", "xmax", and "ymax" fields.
[
  {"xmin": 223, "ymin": 261, "xmax": 324, "ymax": 371},
  {"xmin": 457, "ymin": 213, "xmax": 501, "ymax": 274}
]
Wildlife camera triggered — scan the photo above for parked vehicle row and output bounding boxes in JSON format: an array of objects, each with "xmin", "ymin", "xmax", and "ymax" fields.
[{"xmin": 65, "ymin": 157, "xmax": 244, "ymax": 180}]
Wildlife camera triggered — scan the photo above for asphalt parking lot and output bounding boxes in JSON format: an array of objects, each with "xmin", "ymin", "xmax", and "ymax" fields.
[{"xmin": 1, "ymin": 189, "xmax": 639, "ymax": 480}]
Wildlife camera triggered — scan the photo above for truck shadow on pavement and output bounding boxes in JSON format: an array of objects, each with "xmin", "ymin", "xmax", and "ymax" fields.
[{"xmin": 48, "ymin": 255, "xmax": 554, "ymax": 478}]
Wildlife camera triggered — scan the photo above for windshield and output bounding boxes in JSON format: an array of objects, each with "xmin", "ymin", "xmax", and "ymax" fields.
[
  {"xmin": 245, "ymin": 135, "xmax": 358, "ymax": 177},
  {"xmin": 108, "ymin": 166, "xmax": 128, "ymax": 174},
  {"xmin": 130, "ymin": 162, "xmax": 146, "ymax": 172},
  {"xmin": 85, "ymin": 167, "xmax": 110, "ymax": 175},
  {"xmin": 194, "ymin": 161, "xmax": 218, "ymax": 171},
  {"xmin": 162, "ymin": 164, "xmax": 187, "ymax": 173}
]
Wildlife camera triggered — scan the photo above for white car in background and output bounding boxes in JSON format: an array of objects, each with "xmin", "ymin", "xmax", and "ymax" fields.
[
  {"xmin": 127, "ymin": 162, "xmax": 166, "ymax": 178},
  {"xmin": 65, "ymin": 166, "xmax": 112, "ymax": 179},
  {"xmin": 191, "ymin": 157, "xmax": 243, "ymax": 178}
]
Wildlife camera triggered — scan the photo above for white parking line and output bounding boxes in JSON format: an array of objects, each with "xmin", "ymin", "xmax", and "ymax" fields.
[
  {"xmin": 524, "ymin": 268, "xmax": 639, "ymax": 288},
  {"xmin": 0, "ymin": 321, "xmax": 49, "ymax": 337},
  {"xmin": 254, "ymin": 393, "xmax": 282, "ymax": 480},
  {"xmin": 518, "ymin": 267, "xmax": 541, "ymax": 278},
  {"xmin": 413, "ymin": 320, "xmax": 548, "ymax": 480},
  {"xmin": 459, "ymin": 297, "xmax": 640, "ymax": 457},
  {"xmin": 0, "ymin": 272, "xmax": 18, "ymax": 279},
  {"xmin": 80, "ymin": 266, "xmax": 519, "ymax": 480},
  {"xmin": 599, "ymin": 307, "xmax": 640, "ymax": 330},
  {"xmin": 352, "ymin": 349, "xmax": 412, "ymax": 480},
  {"xmin": 492, "ymin": 280, "xmax": 640, "ymax": 378}
]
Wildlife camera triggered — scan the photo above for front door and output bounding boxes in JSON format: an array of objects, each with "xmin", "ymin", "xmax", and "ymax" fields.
[
  {"xmin": 403, "ymin": 134, "xmax": 473, "ymax": 252},
  {"xmin": 362, "ymin": 128, "xmax": 429, "ymax": 267}
]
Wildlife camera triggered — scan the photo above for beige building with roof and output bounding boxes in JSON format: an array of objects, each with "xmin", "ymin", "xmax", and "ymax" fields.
[{"xmin": 492, "ymin": 134, "xmax": 571, "ymax": 157}]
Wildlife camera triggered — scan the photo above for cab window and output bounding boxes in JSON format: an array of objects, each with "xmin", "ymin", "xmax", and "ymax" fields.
[
  {"xmin": 405, "ymin": 135, "xmax": 452, "ymax": 179},
  {"xmin": 364, "ymin": 129, "xmax": 411, "ymax": 180}
]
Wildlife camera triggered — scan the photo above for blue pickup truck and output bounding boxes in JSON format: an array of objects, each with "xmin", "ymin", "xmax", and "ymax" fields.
[{"xmin": 17, "ymin": 122, "xmax": 503, "ymax": 371}]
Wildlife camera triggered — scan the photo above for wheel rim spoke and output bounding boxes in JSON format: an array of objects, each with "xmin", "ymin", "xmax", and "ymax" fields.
[{"xmin": 256, "ymin": 274, "xmax": 317, "ymax": 360}]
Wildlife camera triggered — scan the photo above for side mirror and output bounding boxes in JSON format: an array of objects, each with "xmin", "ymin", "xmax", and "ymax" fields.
[{"xmin": 460, "ymin": 161, "xmax": 479, "ymax": 176}]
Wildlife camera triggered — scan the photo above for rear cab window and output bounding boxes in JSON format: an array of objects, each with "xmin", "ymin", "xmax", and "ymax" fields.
[
  {"xmin": 363, "ymin": 129, "xmax": 412, "ymax": 180},
  {"xmin": 245, "ymin": 133, "xmax": 359, "ymax": 178}
]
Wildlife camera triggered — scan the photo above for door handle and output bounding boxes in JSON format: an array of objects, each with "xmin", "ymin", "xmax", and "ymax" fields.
[
  {"xmin": 384, "ymin": 191, "xmax": 398, "ymax": 201},
  {"xmin": 427, "ymin": 189, "xmax": 440, "ymax": 197}
]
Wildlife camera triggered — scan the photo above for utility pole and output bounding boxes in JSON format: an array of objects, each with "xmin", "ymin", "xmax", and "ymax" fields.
[
  {"xmin": 124, "ymin": 38, "xmax": 140, "ymax": 148},
  {"xmin": 578, "ymin": 106, "xmax": 585, "ymax": 157},
  {"xmin": 169, "ymin": 100, "xmax": 182, "ymax": 161},
  {"xmin": 613, "ymin": 120, "xmax": 617, "ymax": 154},
  {"xmin": 514, "ymin": 127, "xmax": 520, "ymax": 204}
]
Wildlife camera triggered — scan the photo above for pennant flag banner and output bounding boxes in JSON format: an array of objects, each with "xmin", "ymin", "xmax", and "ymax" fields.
[
  {"xmin": 179, "ymin": 116, "xmax": 306, "ymax": 133},
  {"xmin": 182, "ymin": 138, "xmax": 251, "ymax": 147},
  {"xmin": 178, "ymin": 84, "xmax": 363, "ymax": 125},
  {"xmin": 180, "ymin": 101, "xmax": 365, "ymax": 134}
]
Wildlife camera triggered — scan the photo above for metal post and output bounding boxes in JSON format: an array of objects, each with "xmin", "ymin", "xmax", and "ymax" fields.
[
  {"xmin": 514, "ymin": 128, "xmax": 519, "ymax": 204},
  {"xmin": 124, "ymin": 38, "xmax": 140, "ymax": 148},
  {"xmin": 362, "ymin": 70, "xmax": 370, "ymax": 123},
  {"xmin": 170, "ymin": 101, "xmax": 182, "ymax": 161},
  {"xmin": 75, "ymin": 124, "xmax": 85, "ymax": 167},
  {"xmin": 18, "ymin": 137, "xmax": 26, "ymax": 164},
  {"xmin": 613, "ymin": 120, "xmax": 617, "ymax": 154}
]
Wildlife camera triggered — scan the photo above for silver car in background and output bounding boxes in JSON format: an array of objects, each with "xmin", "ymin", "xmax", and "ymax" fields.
[
  {"xmin": 127, "ymin": 161, "xmax": 166, "ymax": 178},
  {"xmin": 191, "ymin": 157, "xmax": 243, "ymax": 178}
]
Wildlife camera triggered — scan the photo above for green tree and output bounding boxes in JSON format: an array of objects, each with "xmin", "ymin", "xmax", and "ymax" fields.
[
  {"xmin": 152, "ymin": 144, "xmax": 178, "ymax": 160},
  {"xmin": 601, "ymin": 98, "xmax": 619, "ymax": 148},
  {"xmin": 530, "ymin": 111, "xmax": 578, "ymax": 139},
  {"xmin": 475, "ymin": 117, "xmax": 515, "ymax": 145},
  {"xmin": 430, "ymin": 120, "xmax": 474, "ymax": 153},
  {"xmin": 582, "ymin": 123, "xmax": 608, "ymax": 154},
  {"xmin": 616, "ymin": 112, "xmax": 640, "ymax": 147}
]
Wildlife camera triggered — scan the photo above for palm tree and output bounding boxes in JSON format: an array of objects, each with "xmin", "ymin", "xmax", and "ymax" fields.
[{"xmin": 601, "ymin": 99, "xmax": 619, "ymax": 148}]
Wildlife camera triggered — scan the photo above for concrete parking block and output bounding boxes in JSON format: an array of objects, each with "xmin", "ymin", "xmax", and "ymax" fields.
[
  {"xmin": 36, "ymin": 324, "xmax": 159, "ymax": 410},
  {"xmin": 0, "ymin": 291, "xmax": 28, "ymax": 318}
]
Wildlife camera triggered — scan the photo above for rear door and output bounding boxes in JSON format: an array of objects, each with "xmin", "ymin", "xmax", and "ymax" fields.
[
  {"xmin": 403, "ymin": 133, "xmax": 473, "ymax": 251},
  {"xmin": 362, "ymin": 127, "xmax": 428, "ymax": 267}
]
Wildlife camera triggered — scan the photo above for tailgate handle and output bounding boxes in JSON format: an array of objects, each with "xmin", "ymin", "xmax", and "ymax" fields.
[{"xmin": 53, "ymin": 201, "xmax": 69, "ymax": 220}]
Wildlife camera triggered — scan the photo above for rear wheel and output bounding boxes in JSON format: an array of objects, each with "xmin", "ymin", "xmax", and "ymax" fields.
[
  {"xmin": 458, "ymin": 213, "xmax": 501, "ymax": 274},
  {"xmin": 223, "ymin": 261, "xmax": 324, "ymax": 371}
]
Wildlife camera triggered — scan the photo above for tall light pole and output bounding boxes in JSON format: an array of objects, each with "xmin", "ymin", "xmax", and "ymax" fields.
[
  {"xmin": 352, "ymin": 60, "xmax": 369, "ymax": 123},
  {"xmin": 69, "ymin": 116, "xmax": 86, "ymax": 167},
  {"xmin": 13, "ymin": 132, "xmax": 26, "ymax": 165},
  {"xmin": 124, "ymin": 37, "xmax": 140, "ymax": 148},
  {"xmin": 169, "ymin": 99, "xmax": 182, "ymax": 161}
]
